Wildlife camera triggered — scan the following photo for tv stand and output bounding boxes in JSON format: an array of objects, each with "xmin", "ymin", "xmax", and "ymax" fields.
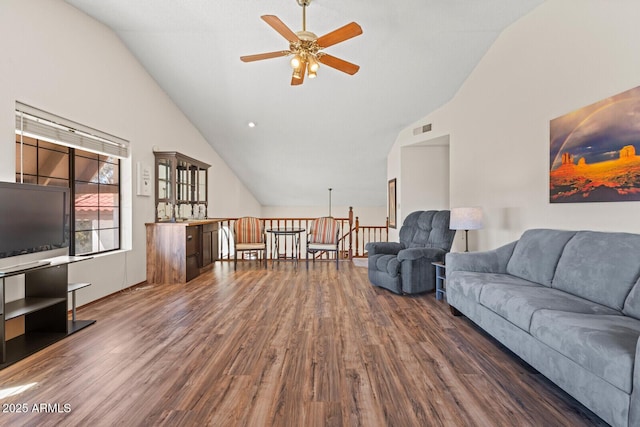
[
  {"xmin": 0, "ymin": 256, "xmax": 95, "ymax": 369},
  {"xmin": 0, "ymin": 259, "xmax": 52, "ymax": 275}
]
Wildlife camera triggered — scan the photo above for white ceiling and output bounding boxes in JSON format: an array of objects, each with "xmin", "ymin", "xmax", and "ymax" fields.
[{"xmin": 64, "ymin": 0, "xmax": 543, "ymax": 207}]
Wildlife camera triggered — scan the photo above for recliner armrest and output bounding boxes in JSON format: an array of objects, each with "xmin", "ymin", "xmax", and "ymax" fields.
[
  {"xmin": 445, "ymin": 241, "xmax": 517, "ymax": 274},
  {"xmin": 365, "ymin": 242, "xmax": 403, "ymax": 256},
  {"xmin": 397, "ymin": 247, "xmax": 446, "ymax": 262}
]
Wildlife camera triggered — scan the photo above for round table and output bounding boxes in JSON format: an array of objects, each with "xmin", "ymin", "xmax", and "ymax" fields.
[{"xmin": 267, "ymin": 227, "xmax": 305, "ymax": 268}]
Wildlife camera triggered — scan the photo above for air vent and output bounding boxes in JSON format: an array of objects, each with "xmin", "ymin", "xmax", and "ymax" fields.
[{"xmin": 413, "ymin": 123, "xmax": 432, "ymax": 136}]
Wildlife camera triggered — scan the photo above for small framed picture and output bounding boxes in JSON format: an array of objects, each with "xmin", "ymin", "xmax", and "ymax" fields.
[
  {"xmin": 388, "ymin": 178, "xmax": 397, "ymax": 229},
  {"xmin": 137, "ymin": 162, "xmax": 152, "ymax": 196}
]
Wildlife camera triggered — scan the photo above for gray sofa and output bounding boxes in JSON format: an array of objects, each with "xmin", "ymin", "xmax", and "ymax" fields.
[
  {"xmin": 366, "ymin": 210, "xmax": 455, "ymax": 294},
  {"xmin": 446, "ymin": 229, "xmax": 640, "ymax": 427}
]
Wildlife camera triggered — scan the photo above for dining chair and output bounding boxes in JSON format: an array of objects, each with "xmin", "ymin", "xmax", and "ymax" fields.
[
  {"xmin": 306, "ymin": 216, "xmax": 340, "ymax": 270},
  {"xmin": 233, "ymin": 216, "xmax": 267, "ymax": 270}
]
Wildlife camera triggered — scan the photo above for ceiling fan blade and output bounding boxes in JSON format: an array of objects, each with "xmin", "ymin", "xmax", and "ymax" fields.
[
  {"xmin": 291, "ymin": 62, "xmax": 307, "ymax": 86},
  {"xmin": 317, "ymin": 54, "xmax": 360, "ymax": 75},
  {"xmin": 316, "ymin": 22, "xmax": 363, "ymax": 48},
  {"xmin": 261, "ymin": 15, "xmax": 299, "ymax": 43},
  {"xmin": 240, "ymin": 51, "xmax": 290, "ymax": 62}
]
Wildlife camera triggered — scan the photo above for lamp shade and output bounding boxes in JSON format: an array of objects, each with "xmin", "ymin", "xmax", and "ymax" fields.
[{"xmin": 450, "ymin": 207, "xmax": 483, "ymax": 230}]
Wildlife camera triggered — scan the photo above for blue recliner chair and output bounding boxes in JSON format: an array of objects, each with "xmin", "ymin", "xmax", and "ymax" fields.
[{"xmin": 365, "ymin": 210, "xmax": 455, "ymax": 294}]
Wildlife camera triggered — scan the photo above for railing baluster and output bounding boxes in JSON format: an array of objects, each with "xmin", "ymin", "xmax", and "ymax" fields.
[{"xmin": 355, "ymin": 216, "xmax": 360, "ymax": 257}]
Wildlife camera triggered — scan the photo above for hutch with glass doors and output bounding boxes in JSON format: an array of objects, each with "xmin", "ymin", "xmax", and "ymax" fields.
[
  {"xmin": 154, "ymin": 151, "xmax": 209, "ymax": 222},
  {"xmin": 146, "ymin": 151, "xmax": 221, "ymax": 284}
]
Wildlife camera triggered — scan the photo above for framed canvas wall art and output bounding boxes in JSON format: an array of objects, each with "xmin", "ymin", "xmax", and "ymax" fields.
[
  {"xmin": 388, "ymin": 178, "xmax": 397, "ymax": 228},
  {"xmin": 550, "ymin": 85, "xmax": 640, "ymax": 203}
]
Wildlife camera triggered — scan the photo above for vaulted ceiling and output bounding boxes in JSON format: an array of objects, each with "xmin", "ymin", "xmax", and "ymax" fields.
[{"xmin": 65, "ymin": 0, "xmax": 543, "ymax": 207}]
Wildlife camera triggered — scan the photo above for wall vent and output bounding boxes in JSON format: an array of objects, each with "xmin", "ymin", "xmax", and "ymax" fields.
[{"xmin": 413, "ymin": 123, "xmax": 432, "ymax": 136}]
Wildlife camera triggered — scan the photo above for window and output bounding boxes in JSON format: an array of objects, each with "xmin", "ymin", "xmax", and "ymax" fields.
[
  {"xmin": 15, "ymin": 103, "xmax": 129, "ymax": 256},
  {"xmin": 15, "ymin": 136, "xmax": 70, "ymax": 187},
  {"xmin": 16, "ymin": 138, "xmax": 121, "ymax": 255},
  {"xmin": 73, "ymin": 150, "xmax": 120, "ymax": 254}
]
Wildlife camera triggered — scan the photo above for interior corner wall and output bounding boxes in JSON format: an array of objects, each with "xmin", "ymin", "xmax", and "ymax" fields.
[
  {"xmin": 0, "ymin": 0, "xmax": 261, "ymax": 305},
  {"xmin": 400, "ymin": 143, "xmax": 450, "ymax": 219},
  {"xmin": 387, "ymin": 109, "xmax": 454, "ymax": 242},
  {"xmin": 389, "ymin": 0, "xmax": 640, "ymax": 251}
]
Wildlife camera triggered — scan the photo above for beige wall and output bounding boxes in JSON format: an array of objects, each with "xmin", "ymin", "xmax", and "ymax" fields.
[
  {"xmin": 389, "ymin": 0, "xmax": 640, "ymax": 252},
  {"xmin": 0, "ymin": 0, "xmax": 260, "ymax": 305}
]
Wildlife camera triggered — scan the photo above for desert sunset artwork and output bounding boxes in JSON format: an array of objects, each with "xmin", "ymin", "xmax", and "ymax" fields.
[{"xmin": 550, "ymin": 85, "xmax": 640, "ymax": 203}]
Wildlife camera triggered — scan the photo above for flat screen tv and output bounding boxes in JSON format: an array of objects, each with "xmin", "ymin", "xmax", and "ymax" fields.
[{"xmin": 0, "ymin": 182, "xmax": 70, "ymax": 259}]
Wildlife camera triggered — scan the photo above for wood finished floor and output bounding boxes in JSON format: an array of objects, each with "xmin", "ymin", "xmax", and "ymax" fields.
[{"xmin": 0, "ymin": 261, "xmax": 607, "ymax": 426}]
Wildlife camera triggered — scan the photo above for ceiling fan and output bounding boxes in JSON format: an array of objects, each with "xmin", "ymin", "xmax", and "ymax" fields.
[{"xmin": 240, "ymin": 0, "xmax": 363, "ymax": 86}]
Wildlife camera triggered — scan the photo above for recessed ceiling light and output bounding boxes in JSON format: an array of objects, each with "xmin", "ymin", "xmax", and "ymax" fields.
[{"xmin": 248, "ymin": 121, "xmax": 256, "ymax": 128}]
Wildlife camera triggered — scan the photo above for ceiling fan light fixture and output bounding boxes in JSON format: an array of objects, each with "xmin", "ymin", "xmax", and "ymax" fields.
[
  {"xmin": 308, "ymin": 69, "xmax": 317, "ymax": 79},
  {"xmin": 290, "ymin": 54, "xmax": 302, "ymax": 69},
  {"xmin": 308, "ymin": 55, "xmax": 319, "ymax": 72},
  {"xmin": 292, "ymin": 62, "xmax": 306, "ymax": 80}
]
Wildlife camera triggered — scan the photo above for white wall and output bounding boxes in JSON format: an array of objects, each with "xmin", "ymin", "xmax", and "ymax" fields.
[
  {"xmin": 400, "ymin": 142, "xmax": 450, "ymax": 220},
  {"xmin": 389, "ymin": 0, "xmax": 640, "ymax": 251},
  {"xmin": 0, "ymin": 0, "xmax": 260, "ymax": 305}
]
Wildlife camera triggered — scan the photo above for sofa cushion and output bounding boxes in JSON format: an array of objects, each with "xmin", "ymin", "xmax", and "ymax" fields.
[
  {"xmin": 623, "ymin": 278, "xmax": 640, "ymax": 320},
  {"xmin": 506, "ymin": 229, "xmax": 576, "ymax": 287},
  {"xmin": 552, "ymin": 231, "xmax": 640, "ymax": 311},
  {"xmin": 530, "ymin": 310, "xmax": 640, "ymax": 394},
  {"xmin": 448, "ymin": 272, "xmax": 539, "ymax": 306},
  {"xmin": 479, "ymin": 284, "xmax": 619, "ymax": 332}
]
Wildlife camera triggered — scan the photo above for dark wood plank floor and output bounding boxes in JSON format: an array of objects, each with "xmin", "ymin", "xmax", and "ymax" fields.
[{"xmin": 0, "ymin": 261, "xmax": 607, "ymax": 426}]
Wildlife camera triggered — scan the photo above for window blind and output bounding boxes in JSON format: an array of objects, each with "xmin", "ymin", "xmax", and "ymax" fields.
[{"xmin": 15, "ymin": 102, "xmax": 129, "ymax": 159}]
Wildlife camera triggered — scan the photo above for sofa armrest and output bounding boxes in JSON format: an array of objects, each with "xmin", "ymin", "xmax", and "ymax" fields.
[
  {"xmin": 630, "ymin": 339, "xmax": 640, "ymax": 426},
  {"xmin": 397, "ymin": 247, "xmax": 446, "ymax": 262},
  {"xmin": 365, "ymin": 242, "xmax": 403, "ymax": 256},
  {"xmin": 445, "ymin": 241, "xmax": 517, "ymax": 274}
]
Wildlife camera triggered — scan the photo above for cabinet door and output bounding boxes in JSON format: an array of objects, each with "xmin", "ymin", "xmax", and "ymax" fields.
[
  {"xmin": 202, "ymin": 229, "xmax": 213, "ymax": 267},
  {"xmin": 185, "ymin": 226, "xmax": 201, "ymax": 282},
  {"xmin": 185, "ymin": 226, "xmax": 199, "ymax": 256},
  {"xmin": 157, "ymin": 159, "xmax": 171, "ymax": 200},
  {"xmin": 186, "ymin": 255, "xmax": 200, "ymax": 282},
  {"xmin": 198, "ymin": 169, "xmax": 207, "ymax": 203}
]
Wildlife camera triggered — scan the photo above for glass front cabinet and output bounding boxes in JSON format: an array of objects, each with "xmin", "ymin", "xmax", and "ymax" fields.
[{"xmin": 154, "ymin": 151, "xmax": 210, "ymax": 222}]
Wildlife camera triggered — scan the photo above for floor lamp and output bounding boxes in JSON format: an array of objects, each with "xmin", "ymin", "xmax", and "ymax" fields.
[{"xmin": 450, "ymin": 207, "xmax": 484, "ymax": 252}]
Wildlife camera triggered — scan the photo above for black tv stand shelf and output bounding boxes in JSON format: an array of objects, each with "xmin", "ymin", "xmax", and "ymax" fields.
[
  {"xmin": 1, "ymin": 256, "xmax": 95, "ymax": 369},
  {"xmin": 5, "ymin": 297, "xmax": 68, "ymax": 319}
]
